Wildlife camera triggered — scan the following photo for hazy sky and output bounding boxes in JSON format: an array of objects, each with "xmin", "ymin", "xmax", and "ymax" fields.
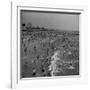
[{"xmin": 21, "ymin": 10, "xmax": 79, "ymax": 31}]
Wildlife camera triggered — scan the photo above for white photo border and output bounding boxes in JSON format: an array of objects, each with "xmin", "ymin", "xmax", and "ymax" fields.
[{"xmin": 11, "ymin": 2, "xmax": 88, "ymax": 88}]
